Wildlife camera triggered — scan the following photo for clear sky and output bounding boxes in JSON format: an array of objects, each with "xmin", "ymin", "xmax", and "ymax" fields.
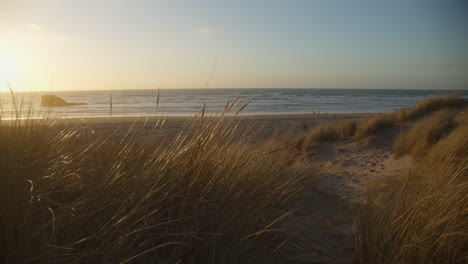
[{"xmin": 0, "ymin": 0, "xmax": 467, "ymax": 91}]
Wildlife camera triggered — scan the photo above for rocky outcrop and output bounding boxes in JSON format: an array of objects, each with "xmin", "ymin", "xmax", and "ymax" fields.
[{"xmin": 41, "ymin": 95, "xmax": 86, "ymax": 107}]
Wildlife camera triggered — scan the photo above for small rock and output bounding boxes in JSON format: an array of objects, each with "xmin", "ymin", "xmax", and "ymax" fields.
[{"xmin": 41, "ymin": 95, "xmax": 86, "ymax": 107}]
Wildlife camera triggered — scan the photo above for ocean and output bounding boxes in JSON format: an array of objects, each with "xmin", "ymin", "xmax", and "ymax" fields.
[{"xmin": 1, "ymin": 88, "xmax": 467, "ymax": 118}]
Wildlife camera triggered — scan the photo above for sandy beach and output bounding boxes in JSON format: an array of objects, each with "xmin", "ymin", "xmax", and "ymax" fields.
[{"xmin": 51, "ymin": 113, "xmax": 371, "ymax": 138}]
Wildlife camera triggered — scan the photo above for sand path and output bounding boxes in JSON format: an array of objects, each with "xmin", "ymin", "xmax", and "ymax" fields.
[{"xmin": 287, "ymin": 127, "xmax": 412, "ymax": 263}]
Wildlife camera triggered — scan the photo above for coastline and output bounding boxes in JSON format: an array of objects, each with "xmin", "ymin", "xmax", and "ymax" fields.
[
  {"xmin": 49, "ymin": 113, "xmax": 375, "ymax": 138},
  {"xmin": 53, "ymin": 112, "xmax": 373, "ymax": 124}
]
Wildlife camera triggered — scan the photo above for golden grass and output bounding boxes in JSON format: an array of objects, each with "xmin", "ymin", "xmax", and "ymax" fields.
[
  {"xmin": 298, "ymin": 114, "xmax": 395, "ymax": 149},
  {"xmin": 354, "ymin": 113, "xmax": 395, "ymax": 139},
  {"xmin": 403, "ymin": 94, "xmax": 467, "ymax": 121},
  {"xmin": 0, "ymin": 101, "xmax": 307, "ymax": 263},
  {"xmin": 354, "ymin": 109, "xmax": 468, "ymax": 264},
  {"xmin": 426, "ymin": 125, "xmax": 468, "ymax": 170},
  {"xmin": 297, "ymin": 95, "xmax": 467, "ymax": 151},
  {"xmin": 393, "ymin": 110, "xmax": 457, "ymax": 159},
  {"xmin": 355, "ymin": 166, "xmax": 467, "ymax": 263}
]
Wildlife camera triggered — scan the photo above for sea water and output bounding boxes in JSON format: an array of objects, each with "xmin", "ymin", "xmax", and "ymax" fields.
[{"xmin": 1, "ymin": 88, "xmax": 466, "ymax": 118}]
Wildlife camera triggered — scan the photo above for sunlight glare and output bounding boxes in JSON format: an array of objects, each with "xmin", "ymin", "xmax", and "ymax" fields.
[{"xmin": 0, "ymin": 50, "xmax": 22, "ymax": 91}]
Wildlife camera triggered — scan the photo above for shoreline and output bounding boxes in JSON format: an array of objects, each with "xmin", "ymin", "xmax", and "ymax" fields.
[
  {"xmin": 49, "ymin": 112, "xmax": 374, "ymax": 124},
  {"xmin": 44, "ymin": 112, "xmax": 377, "ymax": 140}
]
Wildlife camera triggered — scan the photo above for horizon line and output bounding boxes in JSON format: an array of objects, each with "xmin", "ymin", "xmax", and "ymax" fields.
[{"xmin": 2, "ymin": 87, "xmax": 467, "ymax": 93}]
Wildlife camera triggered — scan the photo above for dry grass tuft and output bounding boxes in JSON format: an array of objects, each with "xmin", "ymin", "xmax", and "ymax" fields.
[
  {"xmin": 300, "ymin": 123, "xmax": 340, "ymax": 146},
  {"xmin": 354, "ymin": 114, "xmax": 395, "ymax": 139},
  {"xmin": 393, "ymin": 110, "xmax": 457, "ymax": 159},
  {"xmin": 354, "ymin": 109, "xmax": 468, "ymax": 264},
  {"xmin": 297, "ymin": 95, "xmax": 467, "ymax": 151},
  {"xmin": 0, "ymin": 97, "xmax": 307, "ymax": 263},
  {"xmin": 355, "ymin": 165, "xmax": 467, "ymax": 264},
  {"xmin": 298, "ymin": 114, "xmax": 394, "ymax": 149},
  {"xmin": 426, "ymin": 125, "xmax": 468, "ymax": 170},
  {"xmin": 403, "ymin": 94, "xmax": 467, "ymax": 121}
]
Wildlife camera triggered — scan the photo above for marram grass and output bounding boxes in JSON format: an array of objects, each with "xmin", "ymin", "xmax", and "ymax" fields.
[
  {"xmin": 296, "ymin": 94, "xmax": 467, "ymax": 151},
  {"xmin": 354, "ymin": 108, "xmax": 468, "ymax": 264},
  {"xmin": 0, "ymin": 99, "xmax": 307, "ymax": 264}
]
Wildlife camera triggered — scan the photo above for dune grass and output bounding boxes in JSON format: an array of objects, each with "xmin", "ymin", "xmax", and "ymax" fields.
[
  {"xmin": 296, "ymin": 95, "xmax": 468, "ymax": 262},
  {"xmin": 297, "ymin": 113, "xmax": 396, "ymax": 150},
  {"xmin": 0, "ymin": 101, "xmax": 307, "ymax": 263},
  {"xmin": 393, "ymin": 109, "xmax": 457, "ymax": 159},
  {"xmin": 297, "ymin": 95, "xmax": 467, "ymax": 151},
  {"xmin": 354, "ymin": 113, "xmax": 395, "ymax": 139},
  {"xmin": 426, "ymin": 124, "xmax": 468, "ymax": 170},
  {"xmin": 354, "ymin": 109, "xmax": 468, "ymax": 264},
  {"xmin": 2, "ymin": 91, "xmax": 467, "ymax": 263},
  {"xmin": 402, "ymin": 94, "xmax": 467, "ymax": 121}
]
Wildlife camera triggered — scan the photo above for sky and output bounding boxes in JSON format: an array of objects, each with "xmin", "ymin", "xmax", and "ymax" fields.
[{"xmin": 0, "ymin": 0, "xmax": 467, "ymax": 91}]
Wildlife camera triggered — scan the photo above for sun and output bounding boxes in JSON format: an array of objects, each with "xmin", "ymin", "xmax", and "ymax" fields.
[{"xmin": 0, "ymin": 50, "xmax": 22, "ymax": 92}]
